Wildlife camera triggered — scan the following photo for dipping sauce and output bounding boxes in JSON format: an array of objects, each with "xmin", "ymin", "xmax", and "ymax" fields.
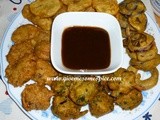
[{"xmin": 62, "ymin": 26, "xmax": 111, "ymax": 70}]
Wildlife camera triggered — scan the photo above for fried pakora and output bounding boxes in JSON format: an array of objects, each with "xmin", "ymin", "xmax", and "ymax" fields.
[
  {"xmin": 21, "ymin": 83, "xmax": 53, "ymax": 111},
  {"xmin": 35, "ymin": 41, "xmax": 50, "ymax": 61},
  {"xmin": 33, "ymin": 59, "xmax": 58, "ymax": 85},
  {"xmin": 51, "ymin": 80, "xmax": 71, "ymax": 96},
  {"xmin": 6, "ymin": 41, "xmax": 34, "ymax": 65},
  {"xmin": 5, "ymin": 53, "xmax": 37, "ymax": 87},
  {"xmin": 11, "ymin": 24, "xmax": 39, "ymax": 44},
  {"xmin": 108, "ymin": 68, "xmax": 137, "ymax": 97},
  {"xmin": 89, "ymin": 91, "xmax": 114, "ymax": 118},
  {"xmin": 22, "ymin": 4, "xmax": 52, "ymax": 30},
  {"xmin": 51, "ymin": 96, "xmax": 88, "ymax": 119},
  {"xmin": 115, "ymin": 89, "xmax": 142, "ymax": 110},
  {"xmin": 69, "ymin": 81, "xmax": 98, "ymax": 106}
]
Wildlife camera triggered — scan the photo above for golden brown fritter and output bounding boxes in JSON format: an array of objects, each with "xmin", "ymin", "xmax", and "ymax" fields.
[
  {"xmin": 6, "ymin": 41, "xmax": 34, "ymax": 65},
  {"xmin": 21, "ymin": 83, "xmax": 53, "ymax": 111},
  {"xmin": 93, "ymin": 0, "xmax": 119, "ymax": 16},
  {"xmin": 33, "ymin": 59, "xmax": 58, "ymax": 85},
  {"xmin": 51, "ymin": 80, "xmax": 71, "ymax": 96},
  {"xmin": 34, "ymin": 41, "xmax": 50, "ymax": 61},
  {"xmin": 5, "ymin": 53, "xmax": 37, "ymax": 87},
  {"xmin": 11, "ymin": 24, "xmax": 40, "ymax": 44},
  {"xmin": 115, "ymin": 89, "xmax": 142, "ymax": 110},
  {"xmin": 22, "ymin": 4, "xmax": 53, "ymax": 31},
  {"xmin": 89, "ymin": 92, "xmax": 114, "ymax": 118},
  {"xmin": 51, "ymin": 96, "xmax": 88, "ymax": 120},
  {"xmin": 69, "ymin": 81, "xmax": 98, "ymax": 106},
  {"xmin": 108, "ymin": 68, "xmax": 136, "ymax": 97},
  {"xmin": 29, "ymin": 0, "xmax": 62, "ymax": 18}
]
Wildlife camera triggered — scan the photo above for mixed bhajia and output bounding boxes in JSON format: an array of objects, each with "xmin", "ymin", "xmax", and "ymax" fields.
[{"xmin": 4, "ymin": 0, "xmax": 160, "ymax": 119}]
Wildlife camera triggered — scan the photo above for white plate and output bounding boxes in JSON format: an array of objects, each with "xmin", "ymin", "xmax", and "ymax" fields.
[{"xmin": 1, "ymin": 5, "xmax": 160, "ymax": 120}]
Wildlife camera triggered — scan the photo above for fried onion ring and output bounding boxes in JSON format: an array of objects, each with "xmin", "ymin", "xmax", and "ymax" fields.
[{"xmin": 135, "ymin": 68, "xmax": 159, "ymax": 90}]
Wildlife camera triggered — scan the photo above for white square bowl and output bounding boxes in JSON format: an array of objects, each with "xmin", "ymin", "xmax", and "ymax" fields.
[{"xmin": 51, "ymin": 12, "xmax": 123, "ymax": 75}]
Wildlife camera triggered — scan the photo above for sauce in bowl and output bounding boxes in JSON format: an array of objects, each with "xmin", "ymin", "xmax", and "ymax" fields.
[{"xmin": 62, "ymin": 26, "xmax": 111, "ymax": 70}]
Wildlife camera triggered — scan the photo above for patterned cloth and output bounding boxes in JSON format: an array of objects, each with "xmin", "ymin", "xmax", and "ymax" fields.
[{"xmin": 0, "ymin": 0, "xmax": 159, "ymax": 120}]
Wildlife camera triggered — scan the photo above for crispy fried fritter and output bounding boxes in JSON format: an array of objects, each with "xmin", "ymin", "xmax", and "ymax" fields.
[
  {"xmin": 67, "ymin": 0, "xmax": 92, "ymax": 11},
  {"xmin": 51, "ymin": 80, "xmax": 71, "ymax": 96},
  {"xmin": 35, "ymin": 41, "xmax": 50, "ymax": 61},
  {"xmin": 6, "ymin": 41, "xmax": 34, "ymax": 65},
  {"xmin": 108, "ymin": 68, "xmax": 136, "ymax": 97},
  {"xmin": 115, "ymin": 89, "xmax": 142, "ymax": 110},
  {"xmin": 89, "ymin": 92, "xmax": 114, "ymax": 118},
  {"xmin": 33, "ymin": 59, "xmax": 58, "ymax": 85},
  {"xmin": 51, "ymin": 96, "xmax": 88, "ymax": 119},
  {"xmin": 30, "ymin": 0, "xmax": 61, "ymax": 18},
  {"xmin": 30, "ymin": 29, "xmax": 51, "ymax": 46},
  {"xmin": 21, "ymin": 83, "xmax": 53, "ymax": 111},
  {"xmin": 22, "ymin": 4, "xmax": 52, "ymax": 30},
  {"xmin": 11, "ymin": 24, "xmax": 40, "ymax": 44},
  {"xmin": 69, "ymin": 81, "xmax": 98, "ymax": 106},
  {"xmin": 93, "ymin": 0, "xmax": 119, "ymax": 15},
  {"xmin": 5, "ymin": 53, "xmax": 37, "ymax": 87}
]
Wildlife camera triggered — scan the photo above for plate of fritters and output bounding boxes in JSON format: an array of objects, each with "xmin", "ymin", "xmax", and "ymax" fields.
[{"xmin": 1, "ymin": 0, "xmax": 160, "ymax": 120}]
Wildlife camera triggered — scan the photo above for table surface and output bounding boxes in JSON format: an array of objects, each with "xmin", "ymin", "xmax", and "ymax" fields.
[{"xmin": 0, "ymin": 0, "xmax": 160, "ymax": 120}]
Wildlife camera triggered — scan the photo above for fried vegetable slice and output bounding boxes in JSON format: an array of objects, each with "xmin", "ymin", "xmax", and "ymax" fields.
[
  {"xmin": 30, "ymin": 0, "xmax": 61, "ymax": 18},
  {"xmin": 51, "ymin": 96, "xmax": 88, "ymax": 119},
  {"xmin": 128, "ymin": 13, "xmax": 147, "ymax": 32},
  {"xmin": 21, "ymin": 83, "xmax": 53, "ymax": 111},
  {"xmin": 5, "ymin": 53, "xmax": 37, "ymax": 87},
  {"xmin": 130, "ymin": 54, "xmax": 160, "ymax": 71},
  {"xmin": 93, "ymin": 0, "xmax": 119, "ymax": 15},
  {"xmin": 89, "ymin": 92, "xmax": 114, "ymax": 118}
]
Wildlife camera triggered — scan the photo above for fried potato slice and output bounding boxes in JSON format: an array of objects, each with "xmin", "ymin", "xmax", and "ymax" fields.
[
  {"xmin": 21, "ymin": 83, "xmax": 53, "ymax": 111},
  {"xmin": 22, "ymin": 4, "xmax": 52, "ymax": 30},
  {"xmin": 30, "ymin": 0, "xmax": 61, "ymax": 18},
  {"xmin": 5, "ymin": 53, "xmax": 37, "ymax": 87},
  {"xmin": 61, "ymin": 0, "xmax": 73, "ymax": 5},
  {"xmin": 93, "ymin": 0, "xmax": 119, "ymax": 15},
  {"xmin": 67, "ymin": 0, "xmax": 92, "ymax": 11},
  {"xmin": 11, "ymin": 24, "xmax": 40, "ymax": 44}
]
